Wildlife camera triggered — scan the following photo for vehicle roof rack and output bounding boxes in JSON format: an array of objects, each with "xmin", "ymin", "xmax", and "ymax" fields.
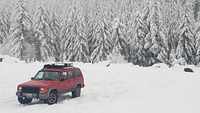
[{"xmin": 43, "ymin": 63, "xmax": 73, "ymax": 69}]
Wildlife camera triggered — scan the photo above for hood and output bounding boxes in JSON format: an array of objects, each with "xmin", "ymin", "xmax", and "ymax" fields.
[{"xmin": 19, "ymin": 80, "xmax": 51, "ymax": 88}]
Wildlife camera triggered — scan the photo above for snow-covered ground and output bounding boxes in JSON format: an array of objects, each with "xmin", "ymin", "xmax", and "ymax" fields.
[{"xmin": 1, "ymin": 60, "xmax": 200, "ymax": 113}]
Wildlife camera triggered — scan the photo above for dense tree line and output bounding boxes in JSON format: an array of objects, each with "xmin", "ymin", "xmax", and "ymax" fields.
[{"xmin": 0, "ymin": 0, "xmax": 200, "ymax": 66}]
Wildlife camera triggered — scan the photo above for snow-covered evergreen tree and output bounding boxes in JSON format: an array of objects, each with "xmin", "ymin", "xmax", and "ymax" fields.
[
  {"xmin": 90, "ymin": 18, "xmax": 112, "ymax": 63},
  {"xmin": 34, "ymin": 7, "xmax": 54, "ymax": 61},
  {"xmin": 6, "ymin": 0, "xmax": 32, "ymax": 60},
  {"xmin": 146, "ymin": 1, "xmax": 167, "ymax": 65},
  {"xmin": 158, "ymin": 0, "xmax": 181, "ymax": 66},
  {"xmin": 130, "ymin": 3, "xmax": 161, "ymax": 66},
  {"xmin": 130, "ymin": 10, "xmax": 152, "ymax": 66},
  {"xmin": 195, "ymin": 23, "xmax": 200, "ymax": 64},
  {"xmin": 193, "ymin": 0, "xmax": 200, "ymax": 21},
  {"xmin": 176, "ymin": 6, "xmax": 196, "ymax": 65},
  {"xmin": 0, "ymin": 10, "xmax": 11, "ymax": 44},
  {"xmin": 111, "ymin": 18, "xmax": 129, "ymax": 60},
  {"xmin": 85, "ymin": 19, "xmax": 95, "ymax": 62},
  {"xmin": 49, "ymin": 13, "xmax": 62, "ymax": 62},
  {"xmin": 62, "ymin": 7, "xmax": 89, "ymax": 62},
  {"xmin": 0, "ymin": 0, "xmax": 199, "ymax": 65},
  {"xmin": 59, "ymin": 17, "xmax": 70, "ymax": 62}
]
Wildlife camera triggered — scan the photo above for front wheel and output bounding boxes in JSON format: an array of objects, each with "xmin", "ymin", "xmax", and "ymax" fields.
[
  {"xmin": 46, "ymin": 91, "xmax": 58, "ymax": 105},
  {"xmin": 18, "ymin": 97, "xmax": 32, "ymax": 104}
]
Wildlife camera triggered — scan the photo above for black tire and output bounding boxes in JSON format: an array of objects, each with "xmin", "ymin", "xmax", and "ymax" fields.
[
  {"xmin": 72, "ymin": 86, "xmax": 81, "ymax": 98},
  {"xmin": 18, "ymin": 97, "xmax": 32, "ymax": 104},
  {"xmin": 47, "ymin": 91, "xmax": 58, "ymax": 105}
]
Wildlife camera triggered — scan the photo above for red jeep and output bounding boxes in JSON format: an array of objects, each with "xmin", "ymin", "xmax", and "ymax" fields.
[{"xmin": 16, "ymin": 63, "xmax": 85, "ymax": 105}]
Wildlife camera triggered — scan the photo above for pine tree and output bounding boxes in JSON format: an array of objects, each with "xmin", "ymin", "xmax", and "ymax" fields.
[
  {"xmin": 130, "ymin": 10, "xmax": 151, "ymax": 66},
  {"xmin": 147, "ymin": 1, "xmax": 166, "ymax": 65},
  {"xmin": 176, "ymin": 6, "xmax": 196, "ymax": 65},
  {"xmin": 195, "ymin": 22, "xmax": 200, "ymax": 64},
  {"xmin": 49, "ymin": 13, "xmax": 62, "ymax": 62},
  {"xmin": 90, "ymin": 18, "xmax": 112, "ymax": 63},
  {"xmin": 83, "ymin": 11, "xmax": 95, "ymax": 62},
  {"xmin": 62, "ymin": 7, "xmax": 89, "ymax": 62},
  {"xmin": 0, "ymin": 10, "xmax": 11, "ymax": 44},
  {"xmin": 111, "ymin": 18, "xmax": 129, "ymax": 61},
  {"xmin": 67, "ymin": 19, "xmax": 89, "ymax": 62},
  {"xmin": 60, "ymin": 18, "xmax": 70, "ymax": 62},
  {"xmin": 130, "ymin": 4, "xmax": 161, "ymax": 66},
  {"xmin": 6, "ymin": 0, "xmax": 32, "ymax": 60},
  {"xmin": 158, "ymin": 0, "xmax": 180, "ymax": 66},
  {"xmin": 193, "ymin": 0, "xmax": 200, "ymax": 21},
  {"xmin": 34, "ymin": 7, "xmax": 53, "ymax": 61},
  {"xmin": 85, "ymin": 20, "xmax": 95, "ymax": 62}
]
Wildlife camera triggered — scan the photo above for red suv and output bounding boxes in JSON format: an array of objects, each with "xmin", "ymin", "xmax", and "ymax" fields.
[{"xmin": 16, "ymin": 63, "xmax": 85, "ymax": 105}]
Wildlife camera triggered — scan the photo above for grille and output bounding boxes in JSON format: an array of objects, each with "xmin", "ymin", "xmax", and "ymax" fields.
[{"xmin": 22, "ymin": 87, "xmax": 39, "ymax": 93}]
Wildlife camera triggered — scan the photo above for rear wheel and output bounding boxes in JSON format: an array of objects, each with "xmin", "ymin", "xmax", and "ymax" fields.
[
  {"xmin": 72, "ymin": 86, "xmax": 81, "ymax": 98},
  {"xmin": 18, "ymin": 97, "xmax": 32, "ymax": 104},
  {"xmin": 47, "ymin": 91, "xmax": 58, "ymax": 105}
]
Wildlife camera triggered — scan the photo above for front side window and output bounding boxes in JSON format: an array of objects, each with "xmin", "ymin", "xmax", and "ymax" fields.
[
  {"xmin": 33, "ymin": 71, "xmax": 60, "ymax": 80},
  {"xmin": 34, "ymin": 71, "xmax": 44, "ymax": 80}
]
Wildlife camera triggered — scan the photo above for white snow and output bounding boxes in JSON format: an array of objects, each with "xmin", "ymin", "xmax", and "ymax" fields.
[
  {"xmin": 0, "ymin": 60, "xmax": 200, "ymax": 113},
  {"xmin": 0, "ymin": 55, "xmax": 22, "ymax": 63}
]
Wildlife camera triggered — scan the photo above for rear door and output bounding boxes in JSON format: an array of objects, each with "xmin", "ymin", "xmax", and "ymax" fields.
[
  {"xmin": 67, "ymin": 70, "xmax": 74, "ymax": 91},
  {"xmin": 59, "ymin": 71, "xmax": 71, "ymax": 93},
  {"xmin": 66, "ymin": 69, "xmax": 78, "ymax": 90},
  {"xmin": 61, "ymin": 69, "xmax": 82, "ymax": 92},
  {"xmin": 62, "ymin": 70, "xmax": 75, "ymax": 92}
]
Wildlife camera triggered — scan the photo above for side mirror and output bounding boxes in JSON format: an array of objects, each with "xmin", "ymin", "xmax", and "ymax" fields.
[{"xmin": 31, "ymin": 77, "xmax": 35, "ymax": 80}]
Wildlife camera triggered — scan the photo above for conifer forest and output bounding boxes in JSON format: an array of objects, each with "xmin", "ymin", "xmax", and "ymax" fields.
[{"xmin": 0, "ymin": 0, "xmax": 200, "ymax": 66}]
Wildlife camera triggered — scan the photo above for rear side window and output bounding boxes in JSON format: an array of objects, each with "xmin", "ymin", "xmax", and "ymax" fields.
[
  {"xmin": 63, "ymin": 69, "xmax": 81, "ymax": 79},
  {"xmin": 68, "ymin": 71, "xmax": 73, "ymax": 79},
  {"xmin": 73, "ymin": 69, "xmax": 81, "ymax": 77},
  {"xmin": 61, "ymin": 71, "xmax": 72, "ymax": 79}
]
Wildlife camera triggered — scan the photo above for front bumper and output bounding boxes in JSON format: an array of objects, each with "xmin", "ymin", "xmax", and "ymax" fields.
[{"xmin": 16, "ymin": 91, "xmax": 48, "ymax": 99}]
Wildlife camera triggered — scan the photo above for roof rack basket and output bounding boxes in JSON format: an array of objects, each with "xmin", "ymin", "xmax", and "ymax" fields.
[{"xmin": 44, "ymin": 63, "xmax": 73, "ymax": 69}]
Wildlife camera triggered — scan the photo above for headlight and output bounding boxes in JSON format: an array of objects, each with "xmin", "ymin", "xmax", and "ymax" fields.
[
  {"xmin": 40, "ymin": 88, "xmax": 45, "ymax": 91},
  {"xmin": 40, "ymin": 87, "xmax": 48, "ymax": 93},
  {"xmin": 18, "ymin": 86, "xmax": 22, "ymax": 91}
]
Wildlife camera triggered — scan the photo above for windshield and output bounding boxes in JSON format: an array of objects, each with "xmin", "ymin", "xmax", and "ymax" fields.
[{"xmin": 33, "ymin": 71, "xmax": 60, "ymax": 80}]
